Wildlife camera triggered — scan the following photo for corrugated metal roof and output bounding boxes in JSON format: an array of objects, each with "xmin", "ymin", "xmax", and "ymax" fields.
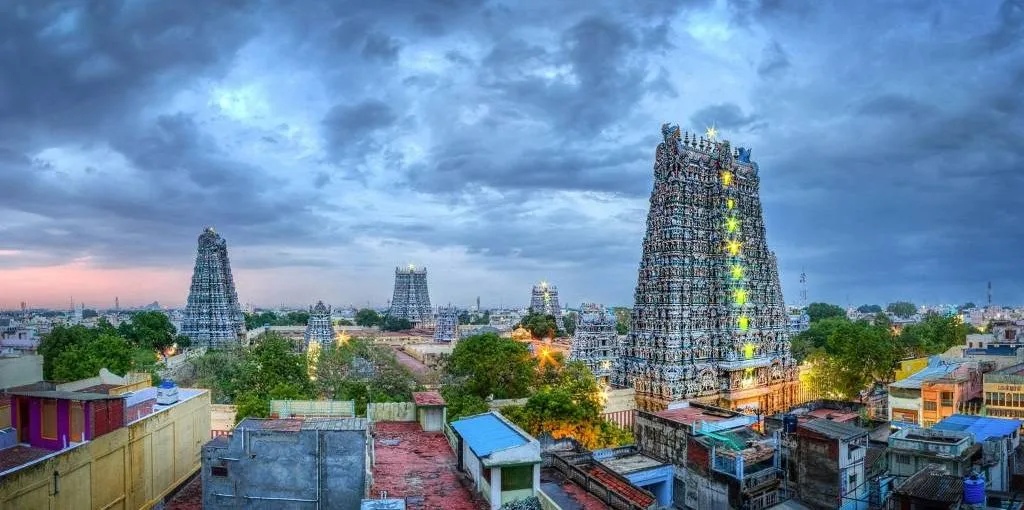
[
  {"xmin": 450, "ymin": 412, "xmax": 528, "ymax": 457},
  {"xmin": 933, "ymin": 414, "xmax": 1022, "ymax": 442},
  {"xmin": 894, "ymin": 464, "xmax": 963, "ymax": 503},
  {"xmin": 889, "ymin": 361, "xmax": 963, "ymax": 389},
  {"xmin": 798, "ymin": 419, "xmax": 867, "ymax": 440}
]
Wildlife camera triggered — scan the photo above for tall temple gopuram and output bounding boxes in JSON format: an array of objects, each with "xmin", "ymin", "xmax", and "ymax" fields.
[
  {"xmin": 611, "ymin": 124, "xmax": 798, "ymax": 413},
  {"xmin": 568, "ymin": 303, "xmax": 619, "ymax": 383},
  {"xmin": 433, "ymin": 305, "xmax": 459, "ymax": 343},
  {"xmin": 304, "ymin": 301, "xmax": 335, "ymax": 348},
  {"xmin": 181, "ymin": 227, "xmax": 246, "ymax": 348},
  {"xmin": 388, "ymin": 265, "xmax": 432, "ymax": 325},
  {"xmin": 528, "ymin": 281, "xmax": 562, "ymax": 322}
]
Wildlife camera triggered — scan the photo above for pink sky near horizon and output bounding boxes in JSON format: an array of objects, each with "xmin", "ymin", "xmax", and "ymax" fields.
[{"xmin": 0, "ymin": 263, "xmax": 192, "ymax": 310}]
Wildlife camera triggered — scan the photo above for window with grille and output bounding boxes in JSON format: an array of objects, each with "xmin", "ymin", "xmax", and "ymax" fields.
[{"xmin": 501, "ymin": 464, "xmax": 534, "ymax": 491}]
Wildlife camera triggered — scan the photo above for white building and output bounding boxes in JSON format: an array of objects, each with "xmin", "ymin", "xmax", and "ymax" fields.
[{"xmin": 450, "ymin": 411, "xmax": 542, "ymax": 509}]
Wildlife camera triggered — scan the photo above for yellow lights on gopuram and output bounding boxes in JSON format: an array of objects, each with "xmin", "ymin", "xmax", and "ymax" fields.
[
  {"xmin": 726, "ymin": 198, "xmax": 735, "ymax": 209},
  {"xmin": 730, "ymin": 265, "xmax": 744, "ymax": 280},
  {"xmin": 741, "ymin": 367, "xmax": 754, "ymax": 388},
  {"xmin": 744, "ymin": 342, "xmax": 755, "ymax": 359},
  {"xmin": 726, "ymin": 240, "xmax": 742, "ymax": 256},
  {"xmin": 725, "ymin": 216, "xmax": 740, "ymax": 233},
  {"xmin": 705, "ymin": 125, "xmax": 718, "ymax": 141},
  {"xmin": 721, "ymin": 171, "xmax": 733, "ymax": 186},
  {"xmin": 733, "ymin": 289, "xmax": 748, "ymax": 306},
  {"xmin": 738, "ymin": 315, "xmax": 750, "ymax": 331}
]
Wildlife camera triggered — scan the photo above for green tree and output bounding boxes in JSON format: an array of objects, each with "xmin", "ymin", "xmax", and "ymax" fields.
[
  {"xmin": 446, "ymin": 333, "xmax": 535, "ymax": 400},
  {"xmin": 790, "ymin": 317, "xmax": 850, "ymax": 362},
  {"xmin": 563, "ymin": 312, "xmax": 577, "ymax": 336},
  {"xmin": 337, "ymin": 319, "xmax": 354, "ymax": 326},
  {"xmin": 380, "ymin": 316, "xmax": 413, "ymax": 331},
  {"xmin": 518, "ymin": 312, "xmax": 561, "ymax": 339},
  {"xmin": 237, "ymin": 333, "xmax": 313, "ymax": 399},
  {"xmin": 806, "ymin": 302, "xmax": 847, "ymax": 323},
  {"xmin": 887, "ymin": 301, "xmax": 918, "ymax": 318},
  {"xmin": 355, "ymin": 309, "xmax": 381, "ymax": 327},
  {"xmin": 121, "ymin": 311, "xmax": 179, "ymax": 352},
  {"xmin": 806, "ymin": 320, "xmax": 896, "ymax": 399},
  {"xmin": 82, "ymin": 309, "xmax": 99, "ymax": 319},
  {"xmin": 285, "ymin": 311, "xmax": 310, "ymax": 325},
  {"xmin": 857, "ymin": 304, "xmax": 883, "ymax": 314},
  {"xmin": 234, "ymin": 393, "xmax": 270, "ymax": 423},
  {"xmin": 896, "ymin": 313, "xmax": 967, "ymax": 357},
  {"xmin": 51, "ymin": 333, "xmax": 133, "ymax": 382},
  {"xmin": 958, "ymin": 302, "xmax": 977, "ymax": 312}
]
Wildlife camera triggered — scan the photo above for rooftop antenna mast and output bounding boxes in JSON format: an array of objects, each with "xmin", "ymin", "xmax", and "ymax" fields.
[{"xmin": 988, "ymin": 281, "xmax": 992, "ymax": 307}]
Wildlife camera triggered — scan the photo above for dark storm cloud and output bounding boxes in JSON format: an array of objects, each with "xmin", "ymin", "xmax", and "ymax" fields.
[{"xmin": 4, "ymin": 0, "xmax": 1023, "ymax": 307}]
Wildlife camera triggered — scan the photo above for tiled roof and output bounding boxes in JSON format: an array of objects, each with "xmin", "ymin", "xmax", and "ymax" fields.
[
  {"xmin": 586, "ymin": 466, "xmax": 655, "ymax": 508},
  {"xmin": 413, "ymin": 391, "xmax": 446, "ymax": 407},
  {"xmin": 798, "ymin": 419, "xmax": 867, "ymax": 441},
  {"xmin": 450, "ymin": 412, "xmax": 530, "ymax": 458},
  {"xmin": 895, "ymin": 464, "xmax": 963, "ymax": 503},
  {"xmin": 371, "ymin": 421, "xmax": 486, "ymax": 510},
  {"xmin": 0, "ymin": 445, "xmax": 55, "ymax": 474},
  {"xmin": 652, "ymin": 404, "xmax": 737, "ymax": 426}
]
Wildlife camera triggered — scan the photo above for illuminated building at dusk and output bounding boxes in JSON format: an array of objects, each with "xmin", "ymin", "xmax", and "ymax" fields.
[
  {"xmin": 612, "ymin": 124, "xmax": 798, "ymax": 413},
  {"xmin": 304, "ymin": 300, "xmax": 335, "ymax": 348},
  {"xmin": 528, "ymin": 281, "xmax": 562, "ymax": 323}
]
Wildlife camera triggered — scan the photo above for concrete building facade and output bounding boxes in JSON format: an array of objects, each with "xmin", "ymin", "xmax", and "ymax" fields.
[
  {"xmin": 450, "ymin": 411, "xmax": 542, "ymax": 509},
  {"xmin": 202, "ymin": 417, "xmax": 368, "ymax": 509},
  {"xmin": 794, "ymin": 419, "xmax": 869, "ymax": 510}
]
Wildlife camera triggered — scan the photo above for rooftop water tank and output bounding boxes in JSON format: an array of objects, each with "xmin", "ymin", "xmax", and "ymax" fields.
[
  {"xmin": 157, "ymin": 379, "xmax": 179, "ymax": 405},
  {"xmin": 963, "ymin": 474, "xmax": 985, "ymax": 505}
]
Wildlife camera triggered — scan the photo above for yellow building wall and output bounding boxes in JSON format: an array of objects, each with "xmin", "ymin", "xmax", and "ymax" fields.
[
  {"xmin": 895, "ymin": 357, "xmax": 930, "ymax": 382},
  {"xmin": 0, "ymin": 390, "xmax": 210, "ymax": 510}
]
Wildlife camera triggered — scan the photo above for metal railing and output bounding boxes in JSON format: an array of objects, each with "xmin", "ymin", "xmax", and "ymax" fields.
[{"xmin": 548, "ymin": 453, "xmax": 656, "ymax": 510}]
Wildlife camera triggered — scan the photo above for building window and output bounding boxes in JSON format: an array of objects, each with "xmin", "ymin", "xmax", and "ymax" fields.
[
  {"xmin": 941, "ymin": 392, "xmax": 953, "ymax": 407},
  {"xmin": 70, "ymin": 402, "xmax": 84, "ymax": 442},
  {"xmin": 211, "ymin": 466, "xmax": 228, "ymax": 477},
  {"xmin": 482, "ymin": 466, "xmax": 491, "ymax": 483},
  {"xmin": 501, "ymin": 464, "xmax": 534, "ymax": 491},
  {"xmin": 923, "ymin": 401, "xmax": 937, "ymax": 411},
  {"xmin": 895, "ymin": 454, "xmax": 911, "ymax": 465},
  {"xmin": 0, "ymin": 403, "xmax": 9, "ymax": 429},
  {"xmin": 41, "ymin": 399, "xmax": 58, "ymax": 439},
  {"xmin": 848, "ymin": 473, "xmax": 857, "ymax": 488}
]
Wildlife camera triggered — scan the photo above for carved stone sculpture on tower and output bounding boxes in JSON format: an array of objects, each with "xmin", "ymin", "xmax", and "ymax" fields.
[
  {"xmin": 612, "ymin": 124, "xmax": 798, "ymax": 413},
  {"xmin": 304, "ymin": 301, "xmax": 335, "ymax": 348},
  {"xmin": 433, "ymin": 305, "xmax": 459, "ymax": 343},
  {"xmin": 181, "ymin": 227, "xmax": 246, "ymax": 348},
  {"xmin": 568, "ymin": 303, "xmax": 620, "ymax": 382},
  {"xmin": 388, "ymin": 265, "xmax": 432, "ymax": 325}
]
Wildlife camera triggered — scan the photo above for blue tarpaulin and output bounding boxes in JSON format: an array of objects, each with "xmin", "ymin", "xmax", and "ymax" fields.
[{"xmin": 933, "ymin": 415, "xmax": 1022, "ymax": 442}]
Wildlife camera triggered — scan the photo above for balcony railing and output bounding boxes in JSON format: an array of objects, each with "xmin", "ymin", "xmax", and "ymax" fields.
[{"xmin": 743, "ymin": 467, "xmax": 781, "ymax": 492}]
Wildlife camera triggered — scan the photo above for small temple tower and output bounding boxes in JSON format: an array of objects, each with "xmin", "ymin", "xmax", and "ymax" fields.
[
  {"xmin": 388, "ymin": 265, "xmax": 432, "ymax": 325},
  {"xmin": 528, "ymin": 281, "xmax": 562, "ymax": 323},
  {"xmin": 568, "ymin": 303, "xmax": 620, "ymax": 383},
  {"xmin": 433, "ymin": 305, "xmax": 459, "ymax": 343},
  {"xmin": 181, "ymin": 227, "xmax": 246, "ymax": 348},
  {"xmin": 304, "ymin": 301, "xmax": 335, "ymax": 348},
  {"xmin": 612, "ymin": 124, "xmax": 798, "ymax": 413}
]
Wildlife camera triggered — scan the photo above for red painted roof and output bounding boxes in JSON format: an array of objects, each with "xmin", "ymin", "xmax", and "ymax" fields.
[
  {"xmin": 372, "ymin": 421, "xmax": 486, "ymax": 510},
  {"xmin": 164, "ymin": 474, "xmax": 203, "ymax": 510},
  {"xmin": 413, "ymin": 391, "xmax": 446, "ymax": 407},
  {"xmin": 587, "ymin": 466, "xmax": 655, "ymax": 509}
]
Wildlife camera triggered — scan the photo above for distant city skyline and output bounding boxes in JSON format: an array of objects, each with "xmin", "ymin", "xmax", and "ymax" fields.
[{"xmin": 1, "ymin": 1, "xmax": 1021, "ymax": 310}]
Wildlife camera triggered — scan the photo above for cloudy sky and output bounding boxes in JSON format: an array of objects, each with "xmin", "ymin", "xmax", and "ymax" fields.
[{"xmin": 1, "ymin": 0, "xmax": 1022, "ymax": 310}]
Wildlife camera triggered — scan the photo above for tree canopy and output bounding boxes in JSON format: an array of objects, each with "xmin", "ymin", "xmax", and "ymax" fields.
[
  {"xmin": 517, "ymin": 312, "xmax": 563, "ymax": 339},
  {"xmin": 562, "ymin": 312, "xmax": 578, "ymax": 336},
  {"xmin": 446, "ymin": 333, "xmax": 535, "ymax": 402},
  {"xmin": 354, "ymin": 309, "xmax": 381, "ymax": 327},
  {"xmin": 806, "ymin": 302, "xmax": 847, "ymax": 323},
  {"xmin": 380, "ymin": 315, "xmax": 413, "ymax": 331},
  {"xmin": 315, "ymin": 337, "xmax": 418, "ymax": 414},
  {"xmin": 887, "ymin": 301, "xmax": 918, "ymax": 318},
  {"xmin": 243, "ymin": 310, "xmax": 312, "ymax": 329},
  {"xmin": 118, "ymin": 311, "xmax": 189, "ymax": 352},
  {"xmin": 38, "ymin": 323, "xmax": 146, "ymax": 382},
  {"xmin": 857, "ymin": 304, "xmax": 883, "ymax": 314}
]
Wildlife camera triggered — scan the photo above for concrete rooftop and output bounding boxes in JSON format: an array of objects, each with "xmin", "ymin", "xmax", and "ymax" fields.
[{"xmin": 371, "ymin": 421, "xmax": 486, "ymax": 510}]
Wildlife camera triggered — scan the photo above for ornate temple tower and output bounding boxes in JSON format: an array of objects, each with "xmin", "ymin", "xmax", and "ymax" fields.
[
  {"xmin": 181, "ymin": 227, "xmax": 246, "ymax": 348},
  {"xmin": 388, "ymin": 265, "xmax": 432, "ymax": 325},
  {"xmin": 611, "ymin": 124, "xmax": 798, "ymax": 413},
  {"xmin": 433, "ymin": 305, "xmax": 459, "ymax": 343},
  {"xmin": 304, "ymin": 301, "xmax": 335, "ymax": 348},
  {"xmin": 529, "ymin": 281, "xmax": 562, "ymax": 322},
  {"xmin": 569, "ymin": 303, "xmax": 620, "ymax": 383}
]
